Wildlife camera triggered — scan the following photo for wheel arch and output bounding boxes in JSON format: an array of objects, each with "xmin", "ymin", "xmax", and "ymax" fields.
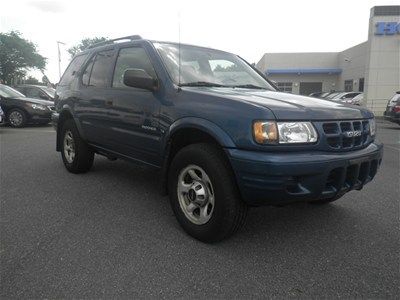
[{"xmin": 161, "ymin": 117, "xmax": 236, "ymax": 195}]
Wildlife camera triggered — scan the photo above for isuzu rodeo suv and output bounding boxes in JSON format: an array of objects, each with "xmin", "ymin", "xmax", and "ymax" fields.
[{"xmin": 53, "ymin": 35, "xmax": 383, "ymax": 242}]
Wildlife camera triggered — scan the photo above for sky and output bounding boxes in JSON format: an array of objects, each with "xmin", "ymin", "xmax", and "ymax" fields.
[{"xmin": 1, "ymin": 0, "xmax": 398, "ymax": 83}]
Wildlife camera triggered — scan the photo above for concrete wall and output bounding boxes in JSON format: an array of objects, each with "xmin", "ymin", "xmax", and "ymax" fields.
[
  {"xmin": 364, "ymin": 8, "xmax": 400, "ymax": 114},
  {"xmin": 337, "ymin": 42, "xmax": 368, "ymax": 91},
  {"xmin": 257, "ymin": 53, "xmax": 338, "ymax": 69},
  {"xmin": 265, "ymin": 74, "xmax": 338, "ymax": 94},
  {"xmin": 256, "ymin": 53, "xmax": 340, "ymax": 94}
]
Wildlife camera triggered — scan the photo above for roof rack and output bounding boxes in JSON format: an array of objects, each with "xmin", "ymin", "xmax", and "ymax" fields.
[{"xmin": 86, "ymin": 35, "xmax": 142, "ymax": 49}]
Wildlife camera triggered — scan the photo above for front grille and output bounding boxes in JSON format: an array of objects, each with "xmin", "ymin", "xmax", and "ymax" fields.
[
  {"xmin": 322, "ymin": 159, "xmax": 380, "ymax": 197},
  {"xmin": 321, "ymin": 120, "xmax": 371, "ymax": 150}
]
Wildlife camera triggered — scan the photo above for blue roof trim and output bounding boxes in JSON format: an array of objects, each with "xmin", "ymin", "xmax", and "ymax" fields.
[{"xmin": 266, "ymin": 68, "xmax": 342, "ymax": 75}]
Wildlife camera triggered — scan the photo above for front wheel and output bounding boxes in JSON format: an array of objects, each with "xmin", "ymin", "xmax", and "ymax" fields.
[
  {"xmin": 7, "ymin": 109, "xmax": 27, "ymax": 127},
  {"xmin": 61, "ymin": 119, "xmax": 94, "ymax": 173},
  {"xmin": 168, "ymin": 143, "xmax": 247, "ymax": 243}
]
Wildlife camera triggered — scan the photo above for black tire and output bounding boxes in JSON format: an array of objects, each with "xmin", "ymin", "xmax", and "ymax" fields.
[
  {"xmin": 60, "ymin": 119, "xmax": 94, "ymax": 173},
  {"xmin": 168, "ymin": 143, "xmax": 247, "ymax": 243},
  {"xmin": 7, "ymin": 108, "xmax": 27, "ymax": 128}
]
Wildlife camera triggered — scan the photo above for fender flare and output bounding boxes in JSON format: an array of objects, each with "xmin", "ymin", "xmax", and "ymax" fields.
[
  {"xmin": 56, "ymin": 105, "xmax": 86, "ymax": 151},
  {"xmin": 163, "ymin": 117, "xmax": 236, "ymax": 150}
]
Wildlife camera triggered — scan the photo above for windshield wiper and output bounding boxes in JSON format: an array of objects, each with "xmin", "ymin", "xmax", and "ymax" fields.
[
  {"xmin": 179, "ymin": 81, "xmax": 227, "ymax": 87},
  {"xmin": 231, "ymin": 84, "xmax": 266, "ymax": 89}
]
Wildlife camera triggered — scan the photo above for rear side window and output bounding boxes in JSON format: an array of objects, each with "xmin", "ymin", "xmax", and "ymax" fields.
[
  {"xmin": 59, "ymin": 54, "xmax": 87, "ymax": 86},
  {"xmin": 82, "ymin": 56, "xmax": 95, "ymax": 86},
  {"xmin": 112, "ymin": 47, "xmax": 156, "ymax": 88},
  {"xmin": 88, "ymin": 50, "xmax": 115, "ymax": 88}
]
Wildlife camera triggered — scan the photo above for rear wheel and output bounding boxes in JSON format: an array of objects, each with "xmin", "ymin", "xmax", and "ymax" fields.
[
  {"xmin": 61, "ymin": 119, "xmax": 94, "ymax": 173},
  {"xmin": 168, "ymin": 143, "xmax": 247, "ymax": 243},
  {"xmin": 7, "ymin": 109, "xmax": 26, "ymax": 128}
]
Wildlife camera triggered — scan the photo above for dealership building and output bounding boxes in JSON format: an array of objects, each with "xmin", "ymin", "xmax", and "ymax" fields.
[{"xmin": 256, "ymin": 5, "xmax": 400, "ymax": 114}]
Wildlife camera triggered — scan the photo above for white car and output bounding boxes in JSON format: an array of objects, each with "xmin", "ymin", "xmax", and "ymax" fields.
[{"xmin": 331, "ymin": 92, "xmax": 362, "ymax": 102}]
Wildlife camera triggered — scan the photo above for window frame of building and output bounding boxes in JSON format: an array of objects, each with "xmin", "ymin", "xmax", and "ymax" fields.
[
  {"xmin": 344, "ymin": 80, "xmax": 354, "ymax": 92},
  {"xmin": 276, "ymin": 82, "xmax": 293, "ymax": 93},
  {"xmin": 359, "ymin": 78, "xmax": 364, "ymax": 92}
]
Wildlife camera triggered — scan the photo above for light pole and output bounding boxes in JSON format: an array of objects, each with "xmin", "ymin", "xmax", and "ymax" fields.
[{"xmin": 57, "ymin": 41, "xmax": 66, "ymax": 80}]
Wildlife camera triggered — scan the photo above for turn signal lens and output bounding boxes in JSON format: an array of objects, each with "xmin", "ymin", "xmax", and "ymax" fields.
[{"xmin": 253, "ymin": 121, "xmax": 278, "ymax": 144}]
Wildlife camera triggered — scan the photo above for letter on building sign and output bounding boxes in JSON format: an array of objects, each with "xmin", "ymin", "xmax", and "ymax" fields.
[{"xmin": 375, "ymin": 22, "xmax": 400, "ymax": 35}]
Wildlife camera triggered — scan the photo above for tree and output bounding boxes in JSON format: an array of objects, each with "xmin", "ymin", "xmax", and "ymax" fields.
[
  {"xmin": 67, "ymin": 37, "xmax": 107, "ymax": 57},
  {"xmin": 0, "ymin": 31, "xmax": 47, "ymax": 84},
  {"xmin": 25, "ymin": 76, "xmax": 40, "ymax": 84}
]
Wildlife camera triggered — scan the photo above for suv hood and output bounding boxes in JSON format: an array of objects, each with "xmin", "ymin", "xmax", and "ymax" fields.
[{"xmin": 188, "ymin": 88, "xmax": 373, "ymax": 120}]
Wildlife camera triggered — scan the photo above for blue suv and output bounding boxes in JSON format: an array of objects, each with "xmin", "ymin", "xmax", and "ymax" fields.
[{"xmin": 53, "ymin": 35, "xmax": 383, "ymax": 242}]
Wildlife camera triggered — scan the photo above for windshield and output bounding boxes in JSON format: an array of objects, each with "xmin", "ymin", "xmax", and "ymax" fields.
[
  {"xmin": 154, "ymin": 43, "xmax": 274, "ymax": 90},
  {"xmin": 41, "ymin": 86, "xmax": 55, "ymax": 97},
  {"xmin": 0, "ymin": 84, "xmax": 26, "ymax": 98}
]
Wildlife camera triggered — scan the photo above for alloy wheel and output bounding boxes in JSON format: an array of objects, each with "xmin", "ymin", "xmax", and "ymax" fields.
[
  {"xmin": 177, "ymin": 165, "xmax": 215, "ymax": 225},
  {"xmin": 63, "ymin": 130, "xmax": 76, "ymax": 163}
]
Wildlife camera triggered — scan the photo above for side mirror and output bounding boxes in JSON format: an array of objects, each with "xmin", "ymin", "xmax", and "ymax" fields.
[{"xmin": 123, "ymin": 69, "xmax": 158, "ymax": 91}]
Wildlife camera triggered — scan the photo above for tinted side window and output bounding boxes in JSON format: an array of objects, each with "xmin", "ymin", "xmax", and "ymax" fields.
[
  {"xmin": 82, "ymin": 56, "xmax": 95, "ymax": 86},
  {"xmin": 59, "ymin": 54, "xmax": 87, "ymax": 86},
  {"xmin": 89, "ymin": 50, "xmax": 115, "ymax": 88},
  {"xmin": 112, "ymin": 47, "xmax": 156, "ymax": 88}
]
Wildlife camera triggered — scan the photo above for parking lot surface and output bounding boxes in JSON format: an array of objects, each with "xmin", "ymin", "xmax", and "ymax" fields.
[{"xmin": 0, "ymin": 122, "xmax": 399, "ymax": 298}]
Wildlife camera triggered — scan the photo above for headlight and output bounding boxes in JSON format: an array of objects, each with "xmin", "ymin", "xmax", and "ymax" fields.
[
  {"xmin": 369, "ymin": 118, "xmax": 376, "ymax": 136},
  {"xmin": 30, "ymin": 104, "xmax": 47, "ymax": 110},
  {"xmin": 253, "ymin": 121, "xmax": 318, "ymax": 144}
]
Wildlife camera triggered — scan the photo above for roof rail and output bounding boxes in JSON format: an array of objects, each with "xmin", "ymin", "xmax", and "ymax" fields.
[{"xmin": 86, "ymin": 35, "xmax": 142, "ymax": 49}]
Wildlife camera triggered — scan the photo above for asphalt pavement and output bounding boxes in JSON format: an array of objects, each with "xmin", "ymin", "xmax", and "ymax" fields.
[{"xmin": 0, "ymin": 121, "xmax": 399, "ymax": 298}]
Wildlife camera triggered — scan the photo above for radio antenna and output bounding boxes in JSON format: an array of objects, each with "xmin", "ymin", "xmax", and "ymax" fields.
[{"xmin": 178, "ymin": 11, "xmax": 181, "ymax": 88}]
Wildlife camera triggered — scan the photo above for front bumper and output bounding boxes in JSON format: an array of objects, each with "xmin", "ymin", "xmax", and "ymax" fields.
[{"xmin": 227, "ymin": 142, "xmax": 383, "ymax": 206}]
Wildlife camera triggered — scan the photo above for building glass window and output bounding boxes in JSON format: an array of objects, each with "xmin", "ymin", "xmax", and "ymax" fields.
[
  {"xmin": 344, "ymin": 80, "xmax": 353, "ymax": 92},
  {"xmin": 359, "ymin": 78, "xmax": 364, "ymax": 92},
  {"xmin": 276, "ymin": 82, "xmax": 293, "ymax": 93}
]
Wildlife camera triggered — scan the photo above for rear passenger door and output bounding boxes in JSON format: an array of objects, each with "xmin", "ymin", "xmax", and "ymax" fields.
[
  {"xmin": 76, "ymin": 49, "xmax": 116, "ymax": 146},
  {"xmin": 107, "ymin": 46, "xmax": 162, "ymax": 166}
]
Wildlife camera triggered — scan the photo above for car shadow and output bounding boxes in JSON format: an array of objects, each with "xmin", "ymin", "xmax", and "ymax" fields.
[{"xmin": 86, "ymin": 156, "xmax": 364, "ymax": 248}]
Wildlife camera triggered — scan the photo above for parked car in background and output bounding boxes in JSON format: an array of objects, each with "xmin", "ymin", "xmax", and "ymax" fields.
[
  {"xmin": 0, "ymin": 84, "xmax": 55, "ymax": 127},
  {"xmin": 324, "ymin": 91, "xmax": 344, "ymax": 100},
  {"xmin": 15, "ymin": 84, "xmax": 55, "ymax": 101},
  {"xmin": 330, "ymin": 92, "xmax": 362, "ymax": 102},
  {"xmin": 0, "ymin": 105, "xmax": 4, "ymax": 124},
  {"xmin": 346, "ymin": 93, "xmax": 364, "ymax": 105},
  {"xmin": 53, "ymin": 35, "xmax": 382, "ymax": 242},
  {"xmin": 319, "ymin": 92, "xmax": 332, "ymax": 98},
  {"xmin": 309, "ymin": 91, "xmax": 325, "ymax": 98},
  {"xmin": 384, "ymin": 92, "xmax": 400, "ymax": 125}
]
